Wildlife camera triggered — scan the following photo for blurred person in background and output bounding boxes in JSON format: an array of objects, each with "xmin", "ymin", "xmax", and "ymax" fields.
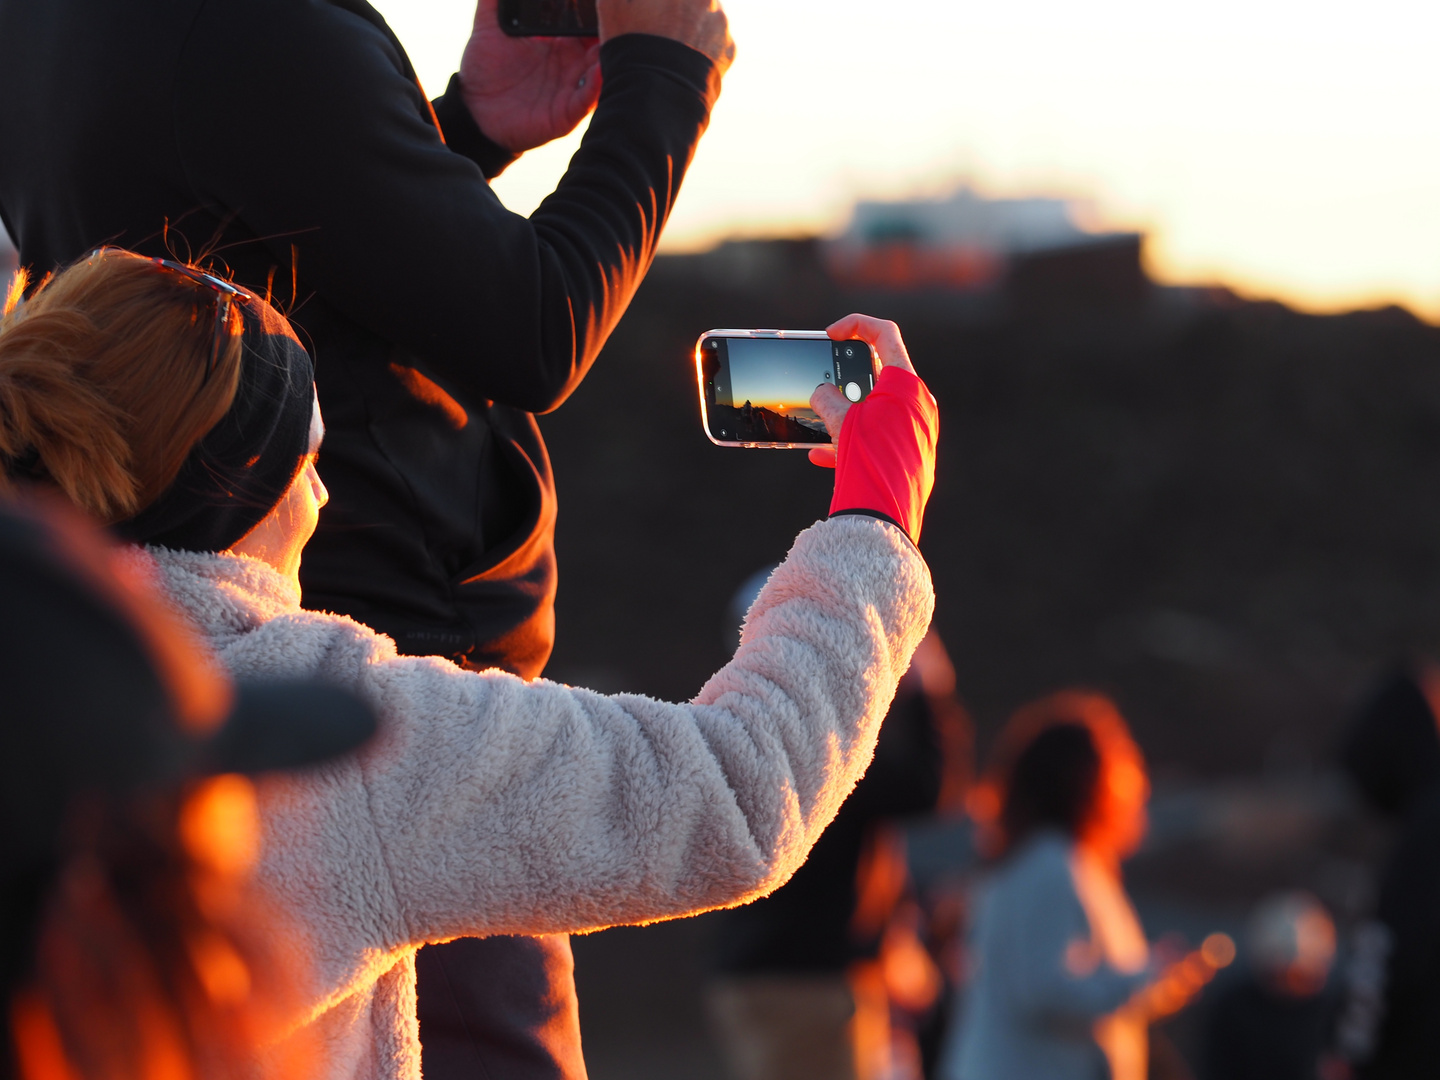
[
  {"xmin": 939, "ymin": 691, "xmax": 1219, "ymax": 1080},
  {"xmin": 0, "ymin": 0, "xmax": 733, "ymax": 1075},
  {"xmin": 0, "ymin": 494, "xmax": 376, "ymax": 1079},
  {"xmin": 705, "ymin": 607, "xmax": 971, "ymax": 1080},
  {"xmin": 1332, "ymin": 668, "xmax": 1440, "ymax": 1078},
  {"xmin": 0, "ymin": 249, "xmax": 938, "ymax": 1080},
  {"xmin": 1200, "ymin": 891, "xmax": 1338, "ymax": 1080}
]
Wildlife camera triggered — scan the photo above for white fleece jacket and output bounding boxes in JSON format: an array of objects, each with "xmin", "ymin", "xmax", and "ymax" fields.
[{"xmin": 138, "ymin": 514, "xmax": 933, "ymax": 1080}]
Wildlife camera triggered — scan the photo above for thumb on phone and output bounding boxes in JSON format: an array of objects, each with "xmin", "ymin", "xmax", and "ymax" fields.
[{"xmin": 808, "ymin": 382, "xmax": 851, "ymax": 468}]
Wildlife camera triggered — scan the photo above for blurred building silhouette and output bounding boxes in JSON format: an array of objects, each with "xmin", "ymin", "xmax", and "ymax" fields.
[{"xmin": 823, "ymin": 186, "xmax": 1146, "ymax": 308}]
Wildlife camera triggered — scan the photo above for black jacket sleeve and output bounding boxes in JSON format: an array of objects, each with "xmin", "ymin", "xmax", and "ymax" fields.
[
  {"xmin": 431, "ymin": 74, "xmax": 521, "ymax": 181},
  {"xmin": 174, "ymin": 0, "xmax": 719, "ymax": 414}
]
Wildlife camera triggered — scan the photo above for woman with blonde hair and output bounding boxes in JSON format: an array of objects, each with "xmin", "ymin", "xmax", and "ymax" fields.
[{"xmin": 0, "ymin": 248, "xmax": 939, "ymax": 1080}]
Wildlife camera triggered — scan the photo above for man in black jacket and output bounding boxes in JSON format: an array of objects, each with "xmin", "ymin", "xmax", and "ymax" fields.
[{"xmin": 0, "ymin": 0, "xmax": 732, "ymax": 1076}]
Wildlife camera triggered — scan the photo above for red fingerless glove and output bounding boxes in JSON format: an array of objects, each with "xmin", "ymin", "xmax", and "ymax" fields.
[{"xmin": 829, "ymin": 366, "xmax": 939, "ymax": 543}]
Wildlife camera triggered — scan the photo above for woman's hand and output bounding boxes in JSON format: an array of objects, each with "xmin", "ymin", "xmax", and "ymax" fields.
[
  {"xmin": 809, "ymin": 315, "xmax": 938, "ymax": 544},
  {"xmin": 809, "ymin": 314, "xmax": 918, "ymax": 468}
]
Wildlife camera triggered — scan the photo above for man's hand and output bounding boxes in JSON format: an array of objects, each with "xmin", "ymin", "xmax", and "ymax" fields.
[
  {"xmin": 598, "ymin": 0, "xmax": 735, "ymax": 75},
  {"xmin": 458, "ymin": 0, "xmax": 603, "ymax": 154}
]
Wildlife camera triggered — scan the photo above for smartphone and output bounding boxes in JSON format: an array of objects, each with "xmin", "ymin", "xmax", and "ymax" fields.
[
  {"xmin": 695, "ymin": 330, "xmax": 878, "ymax": 448},
  {"xmin": 498, "ymin": 0, "xmax": 599, "ymax": 36}
]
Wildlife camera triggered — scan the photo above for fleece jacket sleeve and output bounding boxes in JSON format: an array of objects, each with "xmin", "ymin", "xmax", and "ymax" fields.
[
  {"xmin": 175, "ymin": 1, "xmax": 719, "ymax": 414},
  {"xmin": 242, "ymin": 516, "xmax": 932, "ymax": 959}
]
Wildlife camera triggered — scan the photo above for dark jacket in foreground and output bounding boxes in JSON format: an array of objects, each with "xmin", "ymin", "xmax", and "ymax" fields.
[{"xmin": 0, "ymin": 0, "xmax": 720, "ymax": 678}]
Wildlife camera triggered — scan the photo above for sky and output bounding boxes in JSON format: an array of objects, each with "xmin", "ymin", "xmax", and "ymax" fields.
[{"xmin": 354, "ymin": 2, "xmax": 1435, "ymax": 319}]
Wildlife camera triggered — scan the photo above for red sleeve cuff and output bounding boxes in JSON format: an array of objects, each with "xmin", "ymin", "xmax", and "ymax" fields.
[{"xmin": 829, "ymin": 366, "xmax": 939, "ymax": 543}]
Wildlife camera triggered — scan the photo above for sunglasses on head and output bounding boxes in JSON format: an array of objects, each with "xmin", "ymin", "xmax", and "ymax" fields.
[
  {"xmin": 88, "ymin": 249, "xmax": 254, "ymax": 382},
  {"xmin": 150, "ymin": 258, "xmax": 254, "ymax": 382}
]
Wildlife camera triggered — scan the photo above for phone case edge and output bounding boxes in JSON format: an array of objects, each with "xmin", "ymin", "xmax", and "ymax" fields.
[{"xmin": 693, "ymin": 330, "xmax": 840, "ymax": 450}]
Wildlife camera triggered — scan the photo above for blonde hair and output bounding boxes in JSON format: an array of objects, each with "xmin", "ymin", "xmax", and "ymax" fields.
[{"xmin": 0, "ymin": 250, "xmax": 245, "ymax": 522}]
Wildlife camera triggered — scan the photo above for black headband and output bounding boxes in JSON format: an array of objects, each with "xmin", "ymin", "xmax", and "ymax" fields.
[{"xmin": 112, "ymin": 298, "xmax": 315, "ymax": 553}]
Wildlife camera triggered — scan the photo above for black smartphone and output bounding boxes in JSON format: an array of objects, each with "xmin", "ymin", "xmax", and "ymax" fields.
[
  {"xmin": 498, "ymin": 0, "xmax": 599, "ymax": 36},
  {"xmin": 695, "ymin": 330, "xmax": 878, "ymax": 448}
]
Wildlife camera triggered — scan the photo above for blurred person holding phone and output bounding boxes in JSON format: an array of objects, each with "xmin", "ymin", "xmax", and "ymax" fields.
[
  {"xmin": 0, "ymin": 248, "xmax": 938, "ymax": 1080},
  {"xmin": 939, "ymin": 692, "xmax": 1224, "ymax": 1080},
  {"xmin": 0, "ymin": 0, "xmax": 731, "ymax": 1075},
  {"xmin": 0, "ymin": 494, "xmax": 377, "ymax": 1080}
]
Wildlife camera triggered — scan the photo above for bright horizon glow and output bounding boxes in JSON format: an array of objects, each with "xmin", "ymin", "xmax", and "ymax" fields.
[
  {"xmin": 366, "ymin": 2, "xmax": 1440, "ymax": 318},
  {"xmin": 723, "ymin": 337, "xmax": 836, "ymax": 412}
]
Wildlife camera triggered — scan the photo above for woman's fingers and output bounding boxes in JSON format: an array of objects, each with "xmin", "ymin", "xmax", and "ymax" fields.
[
  {"xmin": 808, "ymin": 382, "xmax": 850, "ymax": 469},
  {"xmin": 812, "ymin": 316, "xmax": 920, "ymax": 474},
  {"xmin": 810, "ymin": 381, "xmax": 851, "ymax": 437},
  {"xmin": 826, "ymin": 314, "xmax": 916, "ymax": 375}
]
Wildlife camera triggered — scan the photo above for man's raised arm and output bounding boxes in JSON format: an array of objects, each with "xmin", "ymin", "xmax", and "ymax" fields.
[{"xmin": 176, "ymin": 0, "xmax": 731, "ymax": 412}]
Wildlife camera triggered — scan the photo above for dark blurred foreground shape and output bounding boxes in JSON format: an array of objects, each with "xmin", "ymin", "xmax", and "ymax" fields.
[
  {"xmin": 0, "ymin": 494, "xmax": 375, "ymax": 1079},
  {"xmin": 547, "ymin": 214, "xmax": 1440, "ymax": 1079},
  {"xmin": 1331, "ymin": 669, "xmax": 1440, "ymax": 1078}
]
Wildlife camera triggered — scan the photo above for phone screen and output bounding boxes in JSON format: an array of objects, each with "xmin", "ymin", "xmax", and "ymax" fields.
[
  {"xmin": 701, "ymin": 336, "xmax": 874, "ymax": 446},
  {"xmin": 499, "ymin": 0, "xmax": 599, "ymax": 36}
]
